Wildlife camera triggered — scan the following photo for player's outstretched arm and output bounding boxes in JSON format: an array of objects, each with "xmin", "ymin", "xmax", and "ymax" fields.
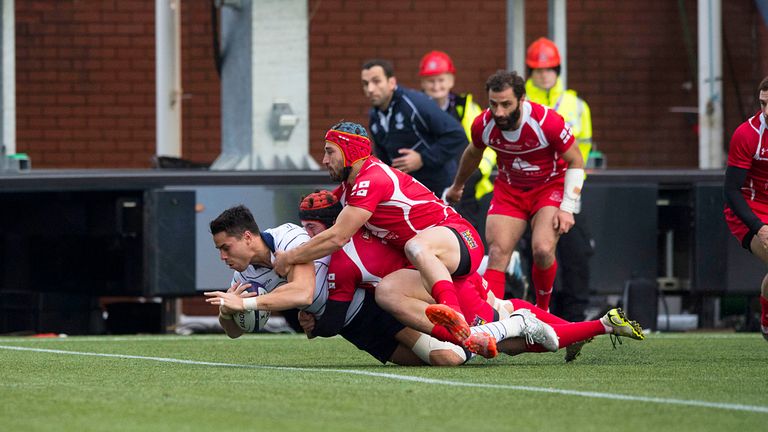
[
  {"xmin": 274, "ymin": 206, "xmax": 372, "ymax": 275},
  {"xmin": 446, "ymin": 144, "xmax": 484, "ymax": 203}
]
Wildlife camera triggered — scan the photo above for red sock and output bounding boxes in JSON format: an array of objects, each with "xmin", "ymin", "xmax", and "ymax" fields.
[
  {"xmin": 431, "ymin": 280, "xmax": 462, "ymax": 313},
  {"xmin": 532, "ymin": 260, "xmax": 557, "ymax": 311},
  {"xmin": 760, "ymin": 296, "xmax": 768, "ymax": 327},
  {"xmin": 550, "ymin": 321, "xmax": 606, "ymax": 348},
  {"xmin": 430, "ymin": 324, "xmax": 460, "ymax": 345},
  {"xmin": 455, "ymin": 276, "xmax": 495, "ymax": 325},
  {"xmin": 484, "ymin": 268, "xmax": 506, "ymax": 299},
  {"xmin": 509, "ymin": 298, "xmax": 569, "ymax": 325},
  {"xmin": 522, "ymin": 320, "xmax": 605, "ymax": 352}
]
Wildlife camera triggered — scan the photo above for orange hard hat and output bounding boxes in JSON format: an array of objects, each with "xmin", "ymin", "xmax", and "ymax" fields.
[
  {"xmin": 526, "ymin": 37, "xmax": 561, "ymax": 69},
  {"xmin": 419, "ymin": 50, "xmax": 455, "ymax": 77}
]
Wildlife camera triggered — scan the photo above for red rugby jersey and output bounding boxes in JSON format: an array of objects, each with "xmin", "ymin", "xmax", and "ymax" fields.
[{"xmin": 471, "ymin": 100, "xmax": 575, "ymax": 188}]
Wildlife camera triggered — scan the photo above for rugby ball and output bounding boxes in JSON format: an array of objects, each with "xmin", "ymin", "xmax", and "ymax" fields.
[
  {"xmin": 232, "ymin": 286, "xmax": 271, "ymax": 332},
  {"xmin": 232, "ymin": 309, "xmax": 270, "ymax": 333}
]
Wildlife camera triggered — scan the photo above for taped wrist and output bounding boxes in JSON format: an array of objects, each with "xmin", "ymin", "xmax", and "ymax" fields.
[
  {"xmin": 560, "ymin": 168, "xmax": 585, "ymax": 214},
  {"xmin": 243, "ymin": 297, "xmax": 258, "ymax": 311}
]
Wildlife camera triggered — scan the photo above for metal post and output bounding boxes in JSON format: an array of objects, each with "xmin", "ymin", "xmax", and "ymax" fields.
[
  {"xmin": 155, "ymin": 0, "xmax": 182, "ymax": 158},
  {"xmin": 697, "ymin": 0, "xmax": 723, "ymax": 169},
  {"xmin": 1, "ymin": 0, "xmax": 15, "ymax": 155},
  {"xmin": 506, "ymin": 0, "xmax": 526, "ymax": 74},
  {"xmin": 548, "ymin": 0, "xmax": 567, "ymax": 87}
]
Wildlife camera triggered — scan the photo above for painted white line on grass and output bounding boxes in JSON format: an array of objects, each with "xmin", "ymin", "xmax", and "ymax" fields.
[
  {"xmin": 0, "ymin": 333, "xmax": 762, "ymax": 344},
  {"xmin": 0, "ymin": 334, "xmax": 303, "ymax": 343},
  {"xmin": 2, "ymin": 344, "xmax": 767, "ymax": 415}
]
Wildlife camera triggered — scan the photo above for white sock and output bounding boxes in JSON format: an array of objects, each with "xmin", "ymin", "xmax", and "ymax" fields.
[
  {"xmin": 600, "ymin": 316, "xmax": 612, "ymax": 333},
  {"xmin": 493, "ymin": 298, "xmax": 513, "ymax": 320},
  {"xmin": 469, "ymin": 315, "xmax": 524, "ymax": 342}
]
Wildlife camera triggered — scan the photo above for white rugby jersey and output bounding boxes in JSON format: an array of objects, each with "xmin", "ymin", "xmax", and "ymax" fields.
[{"xmin": 229, "ymin": 223, "xmax": 330, "ymax": 316}]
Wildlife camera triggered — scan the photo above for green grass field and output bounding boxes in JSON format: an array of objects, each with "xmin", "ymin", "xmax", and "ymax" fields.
[{"xmin": 0, "ymin": 332, "xmax": 766, "ymax": 431}]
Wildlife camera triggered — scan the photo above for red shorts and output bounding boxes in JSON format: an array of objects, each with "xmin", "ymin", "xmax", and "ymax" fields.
[
  {"xmin": 489, "ymin": 178, "xmax": 564, "ymax": 220},
  {"xmin": 724, "ymin": 202, "xmax": 768, "ymax": 248},
  {"xmin": 438, "ymin": 215, "xmax": 485, "ymax": 276}
]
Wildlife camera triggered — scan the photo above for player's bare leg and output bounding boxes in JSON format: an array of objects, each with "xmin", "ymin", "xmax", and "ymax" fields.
[
  {"xmin": 529, "ymin": 206, "xmax": 560, "ymax": 310},
  {"xmin": 484, "ymin": 214, "xmax": 527, "ymax": 298},
  {"xmin": 405, "ymin": 226, "xmax": 470, "ymax": 340},
  {"xmin": 395, "ymin": 327, "xmax": 468, "ymax": 366},
  {"xmin": 377, "ymin": 268, "xmax": 443, "ymax": 335}
]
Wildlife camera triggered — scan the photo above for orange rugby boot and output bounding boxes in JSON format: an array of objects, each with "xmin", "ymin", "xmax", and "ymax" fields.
[
  {"xmin": 463, "ymin": 332, "xmax": 498, "ymax": 359},
  {"xmin": 425, "ymin": 304, "xmax": 471, "ymax": 342}
]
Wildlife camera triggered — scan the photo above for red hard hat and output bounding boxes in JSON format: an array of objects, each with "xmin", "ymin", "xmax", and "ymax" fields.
[
  {"xmin": 419, "ymin": 50, "xmax": 456, "ymax": 77},
  {"xmin": 526, "ymin": 37, "xmax": 561, "ymax": 69}
]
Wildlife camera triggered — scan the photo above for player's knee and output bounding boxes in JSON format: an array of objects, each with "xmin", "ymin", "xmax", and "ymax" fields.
[
  {"xmin": 404, "ymin": 238, "xmax": 429, "ymax": 264},
  {"xmin": 429, "ymin": 349, "xmax": 464, "ymax": 366},
  {"xmin": 488, "ymin": 242, "xmax": 513, "ymax": 263},
  {"xmin": 532, "ymin": 241, "xmax": 556, "ymax": 265},
  {"xmin": 375, "ymin": 278, "xmax": 398, "ymax": 306}
]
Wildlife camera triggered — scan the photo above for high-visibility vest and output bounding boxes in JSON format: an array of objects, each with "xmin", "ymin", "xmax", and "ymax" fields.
[
  {"xmin": 525, "ymin": 77, "xmax": 593, "ymax": 164},
  {"xmin": 455, "ymin": 93, "xmax": 496, "ymax": 200}
]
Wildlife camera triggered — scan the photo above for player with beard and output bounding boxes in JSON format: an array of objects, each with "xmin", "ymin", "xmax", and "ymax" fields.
[{"xmin": 444, "ymin": 70, "xmax": 585, "ymax": 312}]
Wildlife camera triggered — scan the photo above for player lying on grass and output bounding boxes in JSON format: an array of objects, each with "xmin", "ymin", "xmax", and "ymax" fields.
[
  {"xmin": 203, "ymin": 205, "xmax": 330, "ymax": 339},
  {"xmin": 204, "ymin": 204, "xmax": 467, "ymax": 366},
  {"xmin": 296, "ymin": 190, "xmax": 609, "ymax": 361}
]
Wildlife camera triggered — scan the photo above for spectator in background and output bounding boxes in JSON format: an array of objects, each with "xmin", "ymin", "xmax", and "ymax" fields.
[
  {"xmin": 418, "ymin": 50, "xmax": 496, "ymax": 247},
  {"xmin": 524, "ymin": 37, "xmax": 594, "ymax": 322},
  {"xmin": 361, "ymin": 59, "xmax": 467, "ymax": 196},
  {"xmin": 723, "ymin": 76, "xmax": 768, "ymax": 342}
]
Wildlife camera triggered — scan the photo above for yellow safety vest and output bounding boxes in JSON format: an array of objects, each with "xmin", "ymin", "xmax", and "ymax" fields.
[
  {"xmin": 456, "ymin": 93, "xmax": 496, "ymax": 200},
  {"xmin": 525, "ymin": 77, "xmax": 593, "ymax": 164}
]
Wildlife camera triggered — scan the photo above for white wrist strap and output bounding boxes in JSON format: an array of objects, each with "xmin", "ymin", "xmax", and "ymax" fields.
[
  {"xmin": 560, "ymin": 168, "xmax": 585, "ymax": 214},
  {"xmin": 243, "ymin": 297, "xmax": 258, "ymax": 311}
]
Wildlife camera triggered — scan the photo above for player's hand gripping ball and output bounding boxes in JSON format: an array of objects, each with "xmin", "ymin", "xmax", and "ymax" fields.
[{"xmin": 232, "ymin": 285, "xmax": 271, "ymax": 332}]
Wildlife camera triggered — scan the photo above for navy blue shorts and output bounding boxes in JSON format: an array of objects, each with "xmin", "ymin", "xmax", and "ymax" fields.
[{"xmin": 340, "ymin": 291, "xmax": 405, "ymax": 364}]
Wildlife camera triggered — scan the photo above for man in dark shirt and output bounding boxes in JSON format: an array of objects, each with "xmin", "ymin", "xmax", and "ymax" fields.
[{"xmin": 361, "ymin": 59, "xmax": 467, "ymax": 196}]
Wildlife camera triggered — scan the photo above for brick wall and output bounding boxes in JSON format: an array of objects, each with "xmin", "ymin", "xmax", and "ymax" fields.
[
  {"xmin": 15, "ymin": 0, "xmax": 219, "ymax": 168},
  {"xmin": 14, "ymin": 0, "xmax": 767, "ymax": 169}
]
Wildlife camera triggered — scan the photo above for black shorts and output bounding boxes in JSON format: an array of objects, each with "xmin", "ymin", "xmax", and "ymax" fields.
[{"xmin": 340, "ymin": 291, "xmax": 405, "ymax": 364}]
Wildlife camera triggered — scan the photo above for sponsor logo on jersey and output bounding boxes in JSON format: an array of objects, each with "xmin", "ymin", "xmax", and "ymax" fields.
[
  {"xmin": 511, "ymin": 157, "xmax": 540, "ymax": 172},
  {"xmin": 470, "ymin": 315, "xmax": 487, "ymax": 326},
  {"xmin": 549, "ymin": 190, "xmax": 563, "ymax": 202},
  {"xmin": 560, "ymin": 127, "xmax": 573, "ymax": 144},
  {"xmin": 460, "ymin": 230, "xmax": 478, "ymax": 249},
  {"xmin": 395, "ymin": 112, "xmax": 405, "ymax": 130},
  {"xmin": 351, "ymin": 181, "xmax": 370, "ymax": 197}
]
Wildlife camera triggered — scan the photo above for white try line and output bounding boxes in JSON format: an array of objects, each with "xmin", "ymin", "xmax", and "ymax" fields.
[
  {"xmin": 1, "ymin": 344, "xmax": 766, "ymax": 415},
  {"xmin": 0, "ymin": 334, "xmax": 304, "ymax": 343}
]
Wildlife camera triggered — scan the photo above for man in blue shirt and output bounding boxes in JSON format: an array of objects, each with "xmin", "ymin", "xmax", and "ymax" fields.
[{"xmin": 361, "ymin": 59, "xmax": 467, "ymax": 196}]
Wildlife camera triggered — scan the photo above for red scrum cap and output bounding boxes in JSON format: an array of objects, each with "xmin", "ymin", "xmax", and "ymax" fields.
[
  {"xmin": 298, "ymin": 189, "xmax": 342, "ymax": 227},
  {"xmin": 324, "ymin": 121, "xmax": 372, "ymax": 168},
  {"xmin": 419, "ymin": 50, "xmax": 456, "ymax": 77}
]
